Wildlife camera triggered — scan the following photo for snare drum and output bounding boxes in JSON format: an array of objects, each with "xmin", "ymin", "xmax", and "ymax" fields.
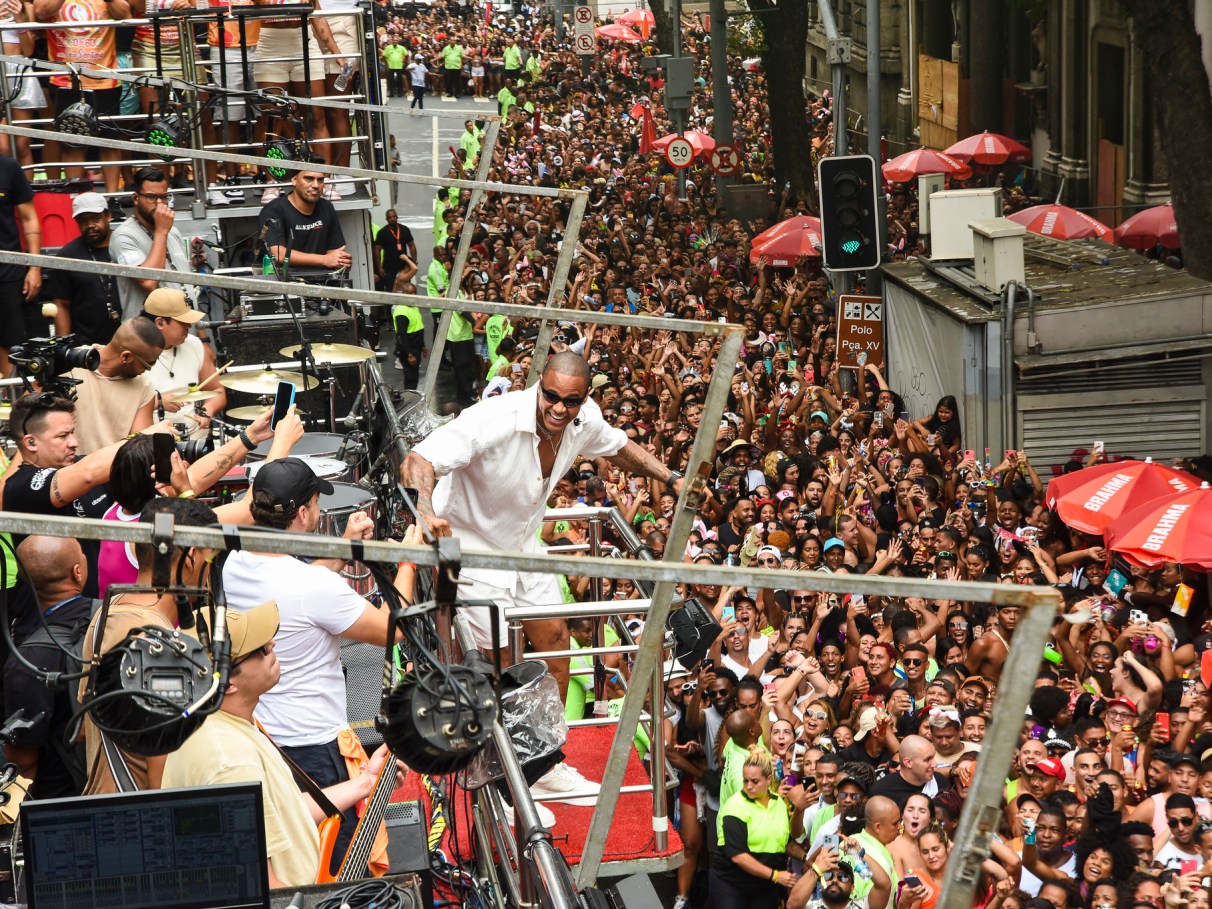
[
  {"xmin": 246, "ymin": 432, "xmax": 360, "ymax": 481},
  {"xmin": 318, "ymin": 483, "xmax": 379, "ymax": 597},
  {"xmin": 247, "ymin": 456, "xmax": 349, "ymax": 484}
]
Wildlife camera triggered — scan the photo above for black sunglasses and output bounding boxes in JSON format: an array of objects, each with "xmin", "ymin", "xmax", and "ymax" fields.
[
  {"xmin": 1169, "ymin": 816, "xmax": 1196, "ymax": 828},
  {"xmin": 705, "ymin": 689, "xmax": 730, "ymax": 700},
  {"xmin": 234, "ymin": 642, "xmax": 272, "ymax": 666},
  {"xmin": 540, "ymin": 384, "xmax": 587, "ymax": 408},
  {"xmin": 903, "ymin": 658, "xmax": 924, "ymax": 667}
]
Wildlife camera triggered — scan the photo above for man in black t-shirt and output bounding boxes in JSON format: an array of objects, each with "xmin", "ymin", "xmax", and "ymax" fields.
[
  {"xmin": 2, "ymin": 394, "xmax": 124, "ymax": 600},
  {"xmin": 258, "ymin": 159, "xmax": 351, "ymax": 270},
  {"xmin": 373, "ymin": 208, "xmax": 416, "ymax": 292},
  {"xmin": 869, "ymin": 734, "xmax": 951, "ymax": 810},
  {"xmin": 49, "ymin": 192, "xmax": 120, "ymax": 345},
  {"xmin": 3, "ymin": 535, "xmax": 93, "ymax": 799},
  {"xmin": 0, "ymin": 153, "xmax": 42, "ymax": 378}
]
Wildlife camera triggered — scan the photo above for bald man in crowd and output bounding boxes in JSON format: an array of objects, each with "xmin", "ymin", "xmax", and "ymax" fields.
[
  {"xmin": 68, "ymin": 318, "xmax": 165, "ymax": 454},
  {"xmin": 3, "ymin": 535, "xmax": 94, "ymax": 798},
  {"xmin": 870, "ymin": 734, "xmax": 951, "ymax": 808}
]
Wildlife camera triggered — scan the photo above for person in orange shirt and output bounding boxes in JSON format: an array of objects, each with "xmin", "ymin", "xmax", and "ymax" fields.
[{"xmin": 33, "ymin": 0, "xmax": 131, "ymax": 193}]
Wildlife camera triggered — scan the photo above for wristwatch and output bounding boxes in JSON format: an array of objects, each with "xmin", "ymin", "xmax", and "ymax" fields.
[{"xmin": 666, "ymin": 470, "xmax": 683, "ymax": 492}]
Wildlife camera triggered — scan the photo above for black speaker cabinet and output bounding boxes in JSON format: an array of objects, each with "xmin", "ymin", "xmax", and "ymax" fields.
[
  {"xmin": 384, "ymin": 800, "xmax": 433, "ymax": 909},
  {"xmin": 219, "ymin": 308, "xmax": 363, "ymax": 428}
]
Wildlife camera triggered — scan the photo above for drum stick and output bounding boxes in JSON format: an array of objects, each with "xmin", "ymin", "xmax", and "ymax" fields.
[{"xmin": 199, "ymin": 360, "xmax": 235, "ymax": 389}]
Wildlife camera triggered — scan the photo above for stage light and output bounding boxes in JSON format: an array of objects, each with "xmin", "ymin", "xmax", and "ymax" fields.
[
  {"xmin": 146, "ymin": 114, "xmax": 187, "ymax": 160},
  {"xmin": 665, "ymin": 596, "xmax": 722, "ymax": 666},
  {"xmin": 378, "ymin": 663, "xmax": 495, "ymax": 774},
  {"xmin": 88, "ymin": 626, "xmax": 221, "ymax": 756},
  {"xmin": 264, "ymin": 138, "xmax": 301, "ymax": 180},
  {"xmin": 55, "ymin": 101, "xmax": 99, "ymax": 147}
]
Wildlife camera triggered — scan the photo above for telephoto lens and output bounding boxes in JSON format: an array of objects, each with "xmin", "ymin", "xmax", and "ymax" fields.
[{"xmin": 176, "ymin": 438, "xmax": 211, "ymax": 463}]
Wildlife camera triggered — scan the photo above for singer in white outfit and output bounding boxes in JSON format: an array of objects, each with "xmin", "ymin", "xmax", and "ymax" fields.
[{"xmin": 402, "ymin": 352, "xmax": 687, "ymax": 805}]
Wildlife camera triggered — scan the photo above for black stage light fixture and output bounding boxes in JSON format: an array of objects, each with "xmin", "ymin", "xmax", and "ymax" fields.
[
  {"xmin": 56, "ymin": 101, "xmax": 99, "ymax": 147},
  {"xmin": 146, "ymin": 113, "xmax": 188, "ymax": 160},
  {"xmin": 665, "ymin": 596, "xmax": 722, "ymax": 666},
  {"xmin": 377, "ymin": 663, "xmax": 496, "ymax": 774}
]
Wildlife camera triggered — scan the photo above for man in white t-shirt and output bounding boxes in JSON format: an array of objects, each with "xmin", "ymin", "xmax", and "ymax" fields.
[
  {"xmin": 141, "ymin": 288, "xmax": 225, "ymax": 437},
  {"xmin": 223, "ymin": 457, "xmax": 410, "ymax": 874}
]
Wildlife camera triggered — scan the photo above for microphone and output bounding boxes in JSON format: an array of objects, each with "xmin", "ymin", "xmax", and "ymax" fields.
[
  {"xmin": 195, "ymin": 318, "xmax": 238, "ymax": 329},
  {"xmin": 341, "ymin": 388, "xmax": 365, "ymax": 429},
  {"xmin": 573, "ymin": 416, "xmax": 582, "ymax": 426},
  {"xmin": 286, "ymin": 894, "xmax": 304, "ymax": 909},
  {"xmin": 157, "ymin": 392, "xmax": 166, "ymax": 422},
  {"xmin": 258, "ymin": 217, "xmax": 278, "ymax": 257}
]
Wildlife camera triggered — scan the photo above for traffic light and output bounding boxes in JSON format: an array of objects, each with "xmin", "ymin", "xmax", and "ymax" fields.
[{"xmin": 818, "ymin": 154, "xmax": 881, "ymax": 271}]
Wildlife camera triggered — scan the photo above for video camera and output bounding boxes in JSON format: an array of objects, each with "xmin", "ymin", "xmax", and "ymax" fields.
[{"xmin": 10, "ymin": 335, "xmax": 99, "ymax": 394}]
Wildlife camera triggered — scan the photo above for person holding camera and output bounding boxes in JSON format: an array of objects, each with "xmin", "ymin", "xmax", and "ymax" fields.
[
  {"xmin": 141, "ymin": 288, "xmax": 227, "ymax": 439},
  {"xmin": 68, "ymin": 318, "xmax": 165, "ymax": 456}
]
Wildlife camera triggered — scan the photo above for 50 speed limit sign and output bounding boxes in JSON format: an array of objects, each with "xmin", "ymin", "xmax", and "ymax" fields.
[{"xmin": 665, "ymin": 136, "xmax": 695, "ymax": 169}]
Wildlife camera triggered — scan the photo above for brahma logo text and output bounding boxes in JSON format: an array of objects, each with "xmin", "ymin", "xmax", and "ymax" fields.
[{"xmin": 1141, "ymin": 503, "xmax": 1190, "ymax": 552}]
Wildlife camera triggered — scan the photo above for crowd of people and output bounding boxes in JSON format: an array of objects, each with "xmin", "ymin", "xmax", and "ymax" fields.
[{"xmin": 0, "ymin": 1, "xmax": 1206, "ymax": 908}]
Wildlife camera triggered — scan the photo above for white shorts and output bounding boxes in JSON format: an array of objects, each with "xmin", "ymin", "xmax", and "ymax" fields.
[
  {"xmin": 457, "ymin": 571, "xmax": 563, "ymax": 650},
  {"xmin": 324, "ymin": 15, "xmax": 360, "ymax": 75}
]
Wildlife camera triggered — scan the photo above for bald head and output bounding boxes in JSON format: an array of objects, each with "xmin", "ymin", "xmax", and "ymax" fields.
[
  {"xmin": 725, "ymin": 706, "xmax": 760, "ymax": 746},
  {"xmin": 899, "ymin": 734, "xmax": 938, "ymax": 785},
  {"xmin": 542, "ymin": 351, "xmax": 590, "ymax": 385},
  {"xmin": 113, "ymin": 317, "xmax": 165, "ymax": 353},
  {"xmin": 16, "ymin": 535, "xmax": 86, "ymax": 603},
  {"xmin": 865, "ymin": 795, "xmax": 901, "ymax": 843}
]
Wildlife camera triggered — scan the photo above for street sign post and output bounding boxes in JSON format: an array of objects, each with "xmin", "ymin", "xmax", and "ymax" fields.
[
  {"xmin": 708, "ymin": 143, "xmax": 741, "ymax": 176},
  {"xmin": 665, "ymin": 136, "xmax": 694, "ymax": 169},
  {"xmin": 836, "ymin": 293, "xmax": 884, "ymax": 369},
  {"xmin": 573, "ymin": 4, "xmax": 596, "ymax": 55}
]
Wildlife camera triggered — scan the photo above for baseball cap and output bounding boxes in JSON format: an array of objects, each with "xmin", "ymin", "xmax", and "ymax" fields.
[
  {"xmin": 227, "ymin": 599, "xmax": 279, "ymax": 662},
  {"xmin": 755, "ymin": 545, "xmax": 782, "ymax": 562},
  {"xmin": 591, "ymin": 373, "xmax": 610, "ymax": 389},
  {"xmin": 1169, "ymin": 752, "xmax": 1200, "ymax": 771},
  {"xmin": 144, "ymin": 287, "xmax": 204, "ymax": 324},
  {"xmin": 959, "ymin": 675, "xmax": 991, "ymax": 693},
  {"xmin": 71, "ymin": 191, "xmax": 108, "ymax": 218},
  {"xmin": 1027, "ymin": 757, "xmax": 1066, "ymax": 781},
  {"xmin": 252, "ymin": 457, "xmax": 334, "ymax": 513},
  {"xmin": 853, "ymin": 706, "xmax": 880, "ymax": 741},
  {"xmin": 823, "ymin": 537, "xmax": 845, "ymax": 552},
  {"xmin": 1104, "ymin": 696, "xmax": 1138, "ymax": 715},
  {"xmin": 810, "ymin": 411, "xmax": 829, "ymax": 422}
]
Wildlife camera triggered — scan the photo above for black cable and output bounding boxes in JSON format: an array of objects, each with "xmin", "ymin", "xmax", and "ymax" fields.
[{"xmin": 313, "ymin": 879, "xmax": 412, "ymax": 909}]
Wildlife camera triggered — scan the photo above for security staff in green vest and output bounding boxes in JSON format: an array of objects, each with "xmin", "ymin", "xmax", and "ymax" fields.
[
  {"xmin": 446, "ymin": 297, "xmax": 476, "ymax": 408},
  {"xmin": 497, "ymin": 81, "xmax": 517, "ymax": 118},
  {"xmin": 382, "ymin": 36, "xmax": 407, "ymax": 97},
  {"xmin": 502, "ymin": 35, "xmax": 522, "ymax": 81},
  {"xmin": 390, "ymin": 270, "xmax": 425, "ymax": 390},
  {"xmin": 439, "ymin": 36, "xmax": 466, "ymax": 98},
  {"xmin": 710, "ymin": 748, "xmax": 796, "ymax": 909},
  {"xmin": 459, "ymin": 120, "xmax": 482, "ymax": 169}
]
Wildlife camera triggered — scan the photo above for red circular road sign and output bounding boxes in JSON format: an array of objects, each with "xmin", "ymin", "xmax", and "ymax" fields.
[
  {"xmin": 573, "ymin": 4, "xmax": 593, "ymax": 24},
  {"xmin": 709, "ymin": 143, "xmax": 741, "ymax": 176},
  {"xmin": 665, "ymin": 136, "xmax": 695, "ymax": 170}
]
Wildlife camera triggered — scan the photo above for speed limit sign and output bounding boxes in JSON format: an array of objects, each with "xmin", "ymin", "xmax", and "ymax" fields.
[{"xmin": 665, "ymin": 136, "xmax": 695, "ymax": 169}]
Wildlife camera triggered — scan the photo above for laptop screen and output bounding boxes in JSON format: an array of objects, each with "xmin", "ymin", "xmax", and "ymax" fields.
[{"xmin": 21, "ymin": 783, "xmax": 270, "ymax": 909}]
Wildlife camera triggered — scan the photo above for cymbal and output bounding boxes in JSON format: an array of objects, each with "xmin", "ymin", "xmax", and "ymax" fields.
[
  {"xmin": 279, "ymin": 343, "xmax": 376, "ymax": 364},
  {"xmin": 226, "ymin": 405, "xmax": 271, "ymax": 421},
  {"xmin": 220, "ymin": 369, "xmax": 317, "ymax": 394},
  {"xmin": 168, "ymin": 387, "xmax": 219, "ymax": 404}
]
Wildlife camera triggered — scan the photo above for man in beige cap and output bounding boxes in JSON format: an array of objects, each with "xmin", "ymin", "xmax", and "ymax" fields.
[
  {"xmin": 141, "ymin": 288, "xmax": 226, "ymax": 437},
  {"xmin": 162, "ymin": 598, "xmax": 406, "ymax": 887}
]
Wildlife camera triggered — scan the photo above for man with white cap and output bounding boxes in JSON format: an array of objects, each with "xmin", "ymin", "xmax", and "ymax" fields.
[
  {"xmin": 140, "ymin": 288, "xmax": 226, "ymax": 437},
  {"xmin": 49, "ymin": 192, "xmax": 120, "ymax": 345},
  {"xmin": 162, "ymin": 599, "xmax": 406, "ymax": 887}
]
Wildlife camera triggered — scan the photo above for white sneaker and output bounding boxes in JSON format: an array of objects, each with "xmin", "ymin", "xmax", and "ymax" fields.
[
  {"xmin": 334, "ymin": 180, "xmax": 356, "ymax": 197},
  {"xmin": 323, "ymin": 184, "xmax": 343, "ymax": 202},
  {"xmin": 529, "ymin": 762, "xmax": 600, "ymax": 806},
  {"xmin": 502, "ymin": 799, "xmax": 556, "ymax": 828},
  {"xmin": 207, "ymin": 184, "xmax": 231, "ymax": 206},
  {"xmin": 672, "ymin": 897, "xmax": 690, "ymax": 909},
  {"xmin": 260, "ymin": 185, "xmax": 280, "ymax": 204}
]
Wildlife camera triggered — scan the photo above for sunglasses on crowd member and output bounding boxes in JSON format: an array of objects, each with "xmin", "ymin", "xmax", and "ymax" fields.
[
  {"xmin": 540, "ymin": 385, "xmax": 587, "ymax": 408},
  {"xmin": 903, "ymin": 658, "xmax": 925, "ymax": 667},
  {"xmin": 234, "ymin": 642, "xmax": 272, "ymax": 667},
  {"xmin": 1169, "ymin": 815, "xmax": 1196, "ymax": 828}
]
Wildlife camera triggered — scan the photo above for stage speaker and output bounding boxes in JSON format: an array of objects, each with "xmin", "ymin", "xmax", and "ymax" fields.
[
  {"xmin": 219, "ymin": 308, "xmax": 362, "ymax": 428},
  {"xmin": 384, "ymin": 802, "xmax": 433, "ymax": 909}
]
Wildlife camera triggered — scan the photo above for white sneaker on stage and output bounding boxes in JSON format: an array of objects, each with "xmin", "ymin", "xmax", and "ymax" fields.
[
  {"xmin": 260, "ymin": 185, "xmax": 280, "ymax": 204},
  {"xmin": 206, "ymin": 184, "xmax": 231, "ymax": 206},
  {"xmin": 333, "ymin": 180, "xmax": 356, "ymax": 198},
  {"xmin": 502, "ymin": 799, "xmax": 556, "ymax": 828},
  {"xmin": 323, "ymin": 184, "xmax": 343, "ymax": 202},
  {"xmin": 529, "ymin": 762, "xmax": 600, "ymax": 807}
]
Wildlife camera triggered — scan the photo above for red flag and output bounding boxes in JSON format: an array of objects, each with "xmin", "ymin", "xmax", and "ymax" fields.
[
  {"xmin": 484, "ymin": 0, "xmax": 492, "ymax": 24},
  {"xmin": 532, "ymin": 107, "xmax": 541, "ymax": 137},
  {"xmin": 629, "ymin": 100, "xmax": 645, "ymax": 119},
  {"xmin": 639, "ymin": 103, "xmax": 656, "ymax": 156}
]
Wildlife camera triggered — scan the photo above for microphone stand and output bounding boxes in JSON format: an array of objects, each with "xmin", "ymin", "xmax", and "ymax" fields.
[{"xmin": 276, "ymin": 224, "xmax": 321, "ymax": 430}]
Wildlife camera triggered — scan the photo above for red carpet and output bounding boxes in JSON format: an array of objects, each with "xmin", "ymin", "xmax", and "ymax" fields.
[{"xmin": 393, "ymin": 724, "xmax": 683, "ymax": 868}]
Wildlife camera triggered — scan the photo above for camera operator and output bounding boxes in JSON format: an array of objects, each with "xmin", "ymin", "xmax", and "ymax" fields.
[
  {"xmin": 3, "ymin": 534, "xmax": 91, "ymax": 799},
  {"xmin": 49, "ymin": 192, "xmax": 120, "ymax": 346},
  {"xmin": 141, "ymin": 289, "xmax": 226, "ymax": 438},
  {"xmin": 258, "ymin": 158, "xmax": 352, "ymax": 271},
  {"xmin": 68, "ymin": 318, "xmax": 165, "ymax": 455}
]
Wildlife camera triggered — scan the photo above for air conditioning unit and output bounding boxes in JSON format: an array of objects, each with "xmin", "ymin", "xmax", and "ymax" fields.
[
  {"xmin": 969, "ymin": 217, "xmax": 1026, "ymax": 292},
  {"xmin": 928, "ymin": 187, "xmax": 1001, "ymax": 259}
]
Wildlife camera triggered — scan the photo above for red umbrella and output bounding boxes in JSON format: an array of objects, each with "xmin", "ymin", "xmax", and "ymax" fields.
[
  {"xmin": 595, "ymin": 23, "xmax": 643, "ymax": 42},
  {"xmin": 617, "ymin": 8, "xmax": 654, "ymax": 37},
  {"xmin": 1045, "ymin": 458, "xmax": 1198, "ymax": 536},
  {"xmin": 1006, "ymin": 203, "xmax": 1114, "ymax": 242},
  {"xmin": 944, "ymin": 131, "xmax": 1031, "ymax": 166},
  {"xmin": 1103, "ymin": 482, "xmax": 1212, "ymax": 568},
  {"xmin": 881, "ymin": 148, "xmax": 972, "ymax": 183},
  {"xmin": 749, "ymin": 216, "xmax": 823, "ymax": 266},
  {"xmin": 1115, "ymin": 203, "xmax": 1180, "ymax": 250},
  {"xmin": 652, "ymin": 129, "xmax": 716, "ymax": 158}
]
